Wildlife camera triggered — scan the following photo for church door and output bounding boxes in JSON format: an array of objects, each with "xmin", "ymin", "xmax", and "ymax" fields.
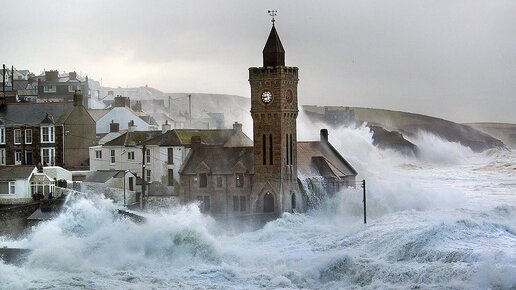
[{"xmin": 263, "ymin": 192, "xmax": 274, "ymax": 213}]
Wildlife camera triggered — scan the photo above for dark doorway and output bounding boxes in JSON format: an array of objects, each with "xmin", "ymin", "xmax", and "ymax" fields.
[
  {"xmin": 263, "ymin": 192, "xmax": 274, "ymax": 213},
  {"xmin": 291, "ymin": 192, "xmax": 296, "ymax": 210}
]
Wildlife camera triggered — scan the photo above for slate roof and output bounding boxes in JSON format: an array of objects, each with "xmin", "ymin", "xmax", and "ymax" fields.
[
  {"xmin": 180, "ymin": 147, "xmax": 254, "ymax": 175},
  {"xmin": 0, "ymin": 102, "xmax": 73, "ymax": 125},
  {"xmin": 0, "ymin": 166, "xmax": 35, "ymax": 180},
  {"xmin": 175, "ymin": 129, "xmax": 239, "ymax": 146},
  {"xmin": 104, "ymin": 131, "xmax": 163, "ymax": 146},
  {"xmin": 87, "ymin": 109, "xmax": 109, "ymax": 121},
  {"xmin": 141, "ymin": 129, "xmax": 253, "ymax": 147},
  {"xmin": 84, "ymin": 170, "xmax": 126, "ymax": 183},
  {"xmin": 297, "ymin": 141, "xmax": 357, "ymax": 179}
]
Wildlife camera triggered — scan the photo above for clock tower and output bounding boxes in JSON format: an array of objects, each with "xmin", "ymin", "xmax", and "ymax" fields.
[{"xmin": 249, "ymin": 20, "xmax": 300, "ymax": 213}]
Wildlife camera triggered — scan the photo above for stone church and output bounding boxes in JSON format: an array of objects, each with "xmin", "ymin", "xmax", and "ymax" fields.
[{"xmin": 179, "ymin": 23, "xmax": 357, "ymax": 216}]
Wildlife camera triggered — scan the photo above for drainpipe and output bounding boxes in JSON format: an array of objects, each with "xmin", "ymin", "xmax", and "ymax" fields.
[{"xmin": 225, "ymin": 175, "xmax": 228, "ymax": 217}]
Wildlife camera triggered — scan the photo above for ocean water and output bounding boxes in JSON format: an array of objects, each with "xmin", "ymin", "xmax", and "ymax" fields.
[{"xmin": 1, "ymin": 125, "xmax": 515, "ymax": 290}]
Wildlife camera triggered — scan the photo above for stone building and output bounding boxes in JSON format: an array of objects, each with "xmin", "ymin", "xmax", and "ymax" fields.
[
  {"xmin": 37, "ymin": 71, "xmax": 89, "ymax": 106},
  {"xmin": 178, "ymin": 23, "xmax": 357, "ymax": 216},
  {"xmin": 0, "ymin": 91, "xmax": 95, "ymax": 169}
]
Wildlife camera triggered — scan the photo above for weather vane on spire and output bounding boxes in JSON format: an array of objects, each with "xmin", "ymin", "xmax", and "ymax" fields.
[{"xmin": 268, "ymin": 10, "xmax": 277, "ymax": 25}]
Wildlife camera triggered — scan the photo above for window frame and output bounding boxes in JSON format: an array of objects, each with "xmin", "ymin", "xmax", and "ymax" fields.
[
  {"xmin": 235, "ymin": 173, "xmax": 244, "ymax": 188},
  {"xmin": 0, "ymin": 126, "xmax": 5, "ymax": 144},
  {"xmin": 41, "ymin": 147, "xmax": 56, "ymax": 166},
  {"xmin": 43, "ymin": 85, "xmax": 56, "ymax": 93},
  {"xmin": 146, "ymin": 148, "xmax": 151, "ymax": 164},
  {"xmin": 199, "ymin": 173, "xmax": 208, "ymax": 188},
  {"xmin": 14, "ymin": 129, "xmax": 22, "ymax": 144},
  {"xmin": 146, "ymin": 169, "xmax": 151, "ymax": 182},
  {"xmin": 40, "ymin": 126, "xmax": 55, "ymax": 143},
  {"xmin": 127, "ymin": 151, "xmax": 135, "ymax": 160},
  {"xmin": 14, "ymin": 150, "xmax": 22, "ymax": 165},
  {"xmin": 167, "ymin": 148, "xmax": 174, "ymax": 164},
  {"xmin": 110, "ymin": 149, "xmax": 115, "ymax": 164},
  {"xmin": 168, "ymin": 169, "xmax": 174, "ymax": 186},
  {"xmin": 0, "ymin": 149, "xmax": 5, "ymax": 165},
  {"xmin": 95, "ymin": 150, "xmax": 102, "ymax": 159},
  {"xmin": 25, "ymin": 129, "xmax": 32, "ymax": 144}
]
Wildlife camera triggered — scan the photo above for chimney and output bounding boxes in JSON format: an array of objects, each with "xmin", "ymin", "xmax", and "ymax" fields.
[
  {"xmin": 320, "ymin": 129, "xmax": 329, "ymax": 143},
  {"xmin": 110, "ymin": 120, "xmax": 119, "ymax": 132},
  {"xmin": 233, "ymin": 122, "xmax": 242, "ymax": 133},
  {"xmin": 73, "ymin": 90, "xmax": 83, "ymax": 107},
  {"xmin": 69, "ymin": 71, "xmax": 77, "ymax": 80},
  {"xmin": 162, "ymin": 120, "xmax": 171, "ymax": 133},
  {"xmin": 45, "ymin": 70, "xmax": 58, "ymax": 82},
  {"xmin": 127, "ymin": 120, "xmax": 136, "ymax": 132},
  {"xmin": 114, "ymin": 95, "xmax": 130, "ymax": 107},
  {"xmin": 190, "ymin": 135, "xmax": 202, "ymax": 150}
]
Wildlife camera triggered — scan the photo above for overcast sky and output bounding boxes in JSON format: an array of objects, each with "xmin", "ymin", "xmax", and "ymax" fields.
[{"xmin": 2, "ymin": 0, "xmax": 515, "ymax": 123}]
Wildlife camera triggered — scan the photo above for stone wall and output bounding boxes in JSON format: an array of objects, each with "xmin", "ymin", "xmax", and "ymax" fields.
[
  {"xmin": 145, "ymin": 195, "xmax": 180, "ymax": 209},
  {"xmin": 0, "ymin": 203, "xmax": 39, "ymax": 236}
]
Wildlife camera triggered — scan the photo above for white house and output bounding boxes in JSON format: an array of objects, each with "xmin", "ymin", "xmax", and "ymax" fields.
[
  {"xmin": 0, "ymin": 166, "xmax": 56, "ymax": 205},
  {"xmin": 82, "ymin": 170, "xmax": 137, "ymax": 206},
  {"xmin": 95, "ymin": 106, "xmax": 155, "ymax": 134}
]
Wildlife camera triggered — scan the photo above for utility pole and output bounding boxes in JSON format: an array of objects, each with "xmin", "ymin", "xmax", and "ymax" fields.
[
  {"xmin": 188, "ymin": 94, "xmax": 192, "ymax": 127},
  {"xmin": 11, "ymin": 65, "xmax": 14, "ymax": 91},
  {"xmin": 141, "ymin": 145, "xmax": 146, "ymax": 209},
  {"xmin": 361, "ymin": 179, "xmax": 367, "ymax": 224},
  {"xmin": 168, "ymin": 95, "xmax": 171, "ymax": 117},
  {"xmin": 2, "ymin": 64, "xmax": 5, "ymax": 96}
]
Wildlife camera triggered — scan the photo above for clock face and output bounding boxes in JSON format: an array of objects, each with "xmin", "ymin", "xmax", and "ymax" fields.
[
  {"xmin": 285, "ymin": 90, "xmax": 293, "ymax": 103},
  {"xmin": 261, "ymin": 90, "xmax": 273, "ymax": 104}
]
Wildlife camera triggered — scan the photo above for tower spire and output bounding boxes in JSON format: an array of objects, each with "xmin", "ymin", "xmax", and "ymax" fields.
[{"xmin": 263, "ymin": 11, "xmax": 285, "ymax": 67}]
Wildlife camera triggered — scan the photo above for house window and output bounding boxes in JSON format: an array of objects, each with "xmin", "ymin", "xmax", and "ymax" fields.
[
  {"xmin": 197, "ymin": 195, "xmax": 210, "ymax": 212},
  {"xmin": 127, "ymin": 151, "xmax": 135, "ymax": 160},
  {"xmin": 216, "ymin": 176, "xmax": 223, "ymax": 188},
  {"xmin": 0, "ymin": 149, "xmax": 5, "ymax": 165},
  {"xmin": 233, "ymin": 196, "xmax": 246, "ymax": 212},
  {"xmin": 146, "ymin": 169, "xmax": 151, "ymax": 182},
  {"xmin": 95, "ymin": 150, "xmax": 102, "ymax": 159},
  {"xmin": 146, "ymin": 148, "xmax": 151, "ymax": 164},
  {"xmin": 15, "ymin": 151, "xmax": 22, "ymax": 165},
  {"xmin": 168, "ymin": 169, "xmax": 174, "ymax": 186},
  {"xmin": 0, "ymin": 181, "xmax": 16, "ymax": 194},
  {"xmin": 0, "ymin": 127, "xmax": 4, "ymax": 144},
  {"xmin": 167, "ymin": 148, "xmax": 173, "ymax": 164},
  {"xmin": 199, "ymin": 173, "xmax": 207, "ymax": 188},
  {"xmin": 41, "ymin": 147, "xmax": 55, "ymax": 166},
  {"xmin": 25, "ymin": 129, "xmax": 32, "ymax": 144},
  {"xmin": 14, "ymin": 129, "xmax": 22, "ymax": 144},
  {"xmin": 25, "ymin": 151, "xmax": 33, "ymax": 165},
  {"xmin": 235, "ymin": 173, "xmax": 244, "ymax": 188},
  {"xmin": 41, "ymin": 126, "xmax": 55, "ymax": 143},
  {"xmin": 43, "ymin": 85, "xmax": 56, "ymax": 93},
  {"xmin": 128, "ymin": 177, "xmax": 134, "ymax": 191},
  {"xmin": 68, "ymin": 85, "xmax": 78, "ymax": 92},
  {"xmin": 110, "ymin": 150, "xmax": 115, "ymax": 164}
]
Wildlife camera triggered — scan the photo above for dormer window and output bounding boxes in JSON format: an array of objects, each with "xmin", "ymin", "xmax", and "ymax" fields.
[
  {"xmin": 41, "ymin": 126, "xmax": 55, "ymax": 143},
  {"xmin": 68, "ymin": 85, "xmax": 78, "ymax": 92}
]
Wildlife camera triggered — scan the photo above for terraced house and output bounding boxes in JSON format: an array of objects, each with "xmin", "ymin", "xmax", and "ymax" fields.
[{"xmin": 0, "ymin": 91, "xmax": 95, "ymax": 170}]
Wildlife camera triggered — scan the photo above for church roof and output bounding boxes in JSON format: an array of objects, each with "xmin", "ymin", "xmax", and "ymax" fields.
[
  {"xmin": 263, "ymin": 25, "xmax": 285, "ymax": 67},
  {"xmin": 180, "ymin": 146, "xmax": 254, "ymax": 175},
  {"xmin": 297, "ymin": 141, "xmax": 357, "ymax": 179}
]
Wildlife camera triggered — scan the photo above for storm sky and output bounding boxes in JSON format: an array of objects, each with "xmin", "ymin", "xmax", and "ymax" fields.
[{"xmin": 2, "ymin": 0, "xmax": 515, "ymax": 123}]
